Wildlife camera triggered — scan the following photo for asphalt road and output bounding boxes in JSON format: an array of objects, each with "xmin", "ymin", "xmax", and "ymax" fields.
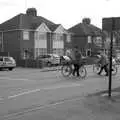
[{"xmin": 0, "ymin": 65, "xmax": 120, "ymax": 120}]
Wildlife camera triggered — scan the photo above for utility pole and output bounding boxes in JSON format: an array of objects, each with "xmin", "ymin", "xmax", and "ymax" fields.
[{"xmin": 108, "ymin": 18, "xmax": 115, "ymax": 97}]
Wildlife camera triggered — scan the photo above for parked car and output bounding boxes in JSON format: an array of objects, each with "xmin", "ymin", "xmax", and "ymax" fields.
[
  {"xmin": 0, "ymin": 56, "xmax": 16, "ymax": 71},
  {"xmin": 36, "ymin": 54, "xmax": 60, "ymax": 66}
]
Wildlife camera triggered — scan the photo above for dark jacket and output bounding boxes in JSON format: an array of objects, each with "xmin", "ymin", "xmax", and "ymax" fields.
[
  {"xmin": 99, "ymin": 54, "xmax": 108, "ymax": 66},
  {"xmin": 71, "ymin": 50, "xmax": 82, "ymax": 64}
]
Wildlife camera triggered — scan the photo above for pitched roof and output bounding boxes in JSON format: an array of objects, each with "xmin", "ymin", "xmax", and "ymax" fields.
[
  {"xmin": 0, "ymin": 13, "xmax": 59, "ymax": 31},
  {"xmin": 68, "ymin": 22, "xmax": 102, "ymax": 36},
  {"xmin": 20, "ymin": 14, "xmax": 56, "ymax": 30},
  {"xmin": 0, "ymin": 14, "xmax": 21, "ymax": 31}
]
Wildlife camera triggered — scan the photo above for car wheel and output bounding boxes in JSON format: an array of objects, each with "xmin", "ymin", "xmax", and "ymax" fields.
[{"xmin": 8, "ymin": 67, "xmax": 13, "ymax": 71}]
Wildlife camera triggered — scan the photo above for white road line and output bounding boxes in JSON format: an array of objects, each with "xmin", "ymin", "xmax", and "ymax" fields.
[
  {"xmin": 4, "ymin": 97, "xmax": 83, "ymax": 120},
  {"xmin": 8, "ymin": 83, "xmax": 82, "ymax": 99},
  {"xmin": 0, "ymin": 77, "xmax": 31, "ymax": 81}
]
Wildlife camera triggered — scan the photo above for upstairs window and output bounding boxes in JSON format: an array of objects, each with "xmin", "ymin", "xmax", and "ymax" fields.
[
  {"xmin": 23, "ymin": 30, "xmax": 29, "ymax": 40},
  {"xmin": 39, "ymin": 33, "xmax": 46, "ymax": 40},
  {"xmin": 93, "ymin": 37, "xmax": 102, "ymax": 47},
  {"xmin": 34, "ymin": 32, "xmax": 46, "ymax": 40},
  {"xmin": 53, "ymin": 34, "xmax": 63, "ymax": 41},
  {"xmin": 88, "ymin": 36, "xmax": 92, "ymax": 43},
  {"xmin": 66, "ymin": 34, "xmax": 71, "ymax": 43}
]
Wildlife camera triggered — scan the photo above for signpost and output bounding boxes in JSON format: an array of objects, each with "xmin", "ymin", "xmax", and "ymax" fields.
[
  {"xmin": 102, "ymin": 17, "xmax": 116, "ymax": 97},
  {"xmin": 108, "ymin": 18, "xmax": 114, "ymax": 97}
]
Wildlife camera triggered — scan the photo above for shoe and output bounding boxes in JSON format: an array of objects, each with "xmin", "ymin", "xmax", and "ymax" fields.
[
  {"xmin": 105, "ymin": 74, "xmax": 108, "ymax": 76},
  {"xmin": 111, "ymin": 69, "xmax": 114, "ymax": 71},
  {"xmin": 77, "ymin": 74, "xmax": 80, "ymax": 77},
  {"xmin": 72, "ymin": 74, "xmax": 75, "ymax": 76},
  {"xmin": 72, "ymin": 73, "xmax": 75, "ymax": 76},
  {"xmin": 97, "ymin": 72, "xmax": 101, "ymax": 75}
]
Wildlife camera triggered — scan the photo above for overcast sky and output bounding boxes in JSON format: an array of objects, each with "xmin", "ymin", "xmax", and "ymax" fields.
[{"xmin": 0, "ymin": 0, "xmax": 119, "ymax": 29}]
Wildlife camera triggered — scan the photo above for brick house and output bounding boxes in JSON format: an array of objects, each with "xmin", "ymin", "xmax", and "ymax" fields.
[
  {"xmin": 0, "ymin": 8, "xmax": 71, "ymax": 62},
  {"xmin": 68, "ymin": 18, "xmax": 104, "ymax": 56}
]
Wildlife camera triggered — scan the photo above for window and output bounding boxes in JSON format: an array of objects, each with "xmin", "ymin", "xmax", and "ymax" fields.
[
  {"xmin": 39, "ymin": 33, "xmax": 46, "ymax": 40},
  {"xmin": 4, "ymin": 57, "xmax": 10, "ymax": 62},
  {"xmin": 39, "ymin": 48, "xmax": 47, "ymax": 55},
  {"xmin": 52, "ymin": 34, "xmax": 56, "ymax": 41},
  {"xmin": 66, "ymin": 35, "xmax": 71, "ymax": 43},
  {"xmin": 86, "ymin": 49, "xmax": 91, "ymax": 56},
  {"xmin": 23, "ymin": 30, "xmax": 29, "ymax": 40},
  {"xmin": 57, "ymin": 34, "xmax": 63, "ymax": 41},
  {"xmin": 35, "ymin": 48, "xmax": 47, "ymax": 58},
  {"xmin": 88, "ymin": 36, "xmax": 91, "ymax": 43},
  {"xmin": 53, "ymin": 48, "xmax": 64, "ymax": 56},
  {"xmin": 93, "ymin": 37, "xmax": 102, "ymax": 47},
  {"xmin": 53, "ymin": 34, "xmax": 63, "ymax": 41},
  {"xmin": 36, "ymin": 48, "xmax": 39, "ymax": 57}
]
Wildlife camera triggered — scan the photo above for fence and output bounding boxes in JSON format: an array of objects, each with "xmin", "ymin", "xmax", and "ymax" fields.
[
  {"xmin": 17, "ymin": 59, "xmax": 46, "ymax": 68},
  {"xmin": 16, "ymin": 56, "xmax": 98, "ymax": 69}
]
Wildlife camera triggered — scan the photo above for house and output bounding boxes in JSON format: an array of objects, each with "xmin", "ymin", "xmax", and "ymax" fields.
[
  {"xmin": 0, "ymin": 8, "xmax": 71, "ymax": 62},
  {"xmin": 68, "ymin": 18, "xmax": 104, "ymax": 56}
]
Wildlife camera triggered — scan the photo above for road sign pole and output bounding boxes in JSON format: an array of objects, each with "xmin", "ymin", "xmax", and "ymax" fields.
[{"xmin": 108, "ymin": 18, "xmax": 114, "ymax": 97}]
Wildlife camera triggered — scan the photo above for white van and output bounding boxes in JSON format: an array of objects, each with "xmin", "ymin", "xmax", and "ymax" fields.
[{"xmin": 0, "ymin": 56, "xmax": 16, "ymax": 71}]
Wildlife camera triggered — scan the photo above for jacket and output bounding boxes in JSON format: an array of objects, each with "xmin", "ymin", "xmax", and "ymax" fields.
[
  {"xmin": 71, "ymin": 50, "xmax": 82, "ymax": 64},
  {"xmin": 99, "ymin": 54, "xmax": 108, "ymax": 66}
]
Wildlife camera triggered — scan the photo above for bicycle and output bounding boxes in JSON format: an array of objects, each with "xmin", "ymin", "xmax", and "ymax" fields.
[
  {"xmin": 61, "ymin": 60, "xmax": 87, "ymax": 79},
  {"xmin": 93, "ymin": 59, "xmax": 118, "ymax": 76}
]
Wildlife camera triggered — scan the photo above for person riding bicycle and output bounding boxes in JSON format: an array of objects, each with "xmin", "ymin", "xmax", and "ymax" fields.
[
  {"xmin": 97, "ymin": 51, "xmax": 109, "ymax": 76},
  {"xmin": 70, "ymin": 46, "xmax": 82, "ymax": 77}
]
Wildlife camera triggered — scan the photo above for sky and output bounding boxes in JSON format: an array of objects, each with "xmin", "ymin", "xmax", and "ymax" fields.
[{"xmin": 0, "ymin": 0, "xmax": 120, "ymax": 29}]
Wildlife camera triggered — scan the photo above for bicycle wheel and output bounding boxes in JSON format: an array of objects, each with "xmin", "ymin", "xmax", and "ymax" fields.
[
  {"xmin": 111, "ymin": 65, "xmax": 117, "ymax": 75},
  {"xmin": 61, "ymin": 64, "xmax": 72, "ymax": 77},
  {"xmin": 93, "ymin": 64, "xmax": 101, "ymax": 74},
  {"xmin": 79, "ymin": 66, "xmax": 87, "ymax": 78}
]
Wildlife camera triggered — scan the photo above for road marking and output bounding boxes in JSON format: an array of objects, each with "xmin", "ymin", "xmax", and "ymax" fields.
[
  {"xmin": 4, "ymin": 97, "xmax": 83, "ymax": 120},
  {"xmin": 8, "ymin": 83, "xmax": 82, "ymax": 99},
  {"xmin": 0, "ymin": 77, "xmax": 31, "ymax": 81}
]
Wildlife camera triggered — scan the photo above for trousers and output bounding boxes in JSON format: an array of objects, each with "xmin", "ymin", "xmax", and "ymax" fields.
[{"xmin": 73, "ymin": 64, "xmax": 80, "ymax": 76}]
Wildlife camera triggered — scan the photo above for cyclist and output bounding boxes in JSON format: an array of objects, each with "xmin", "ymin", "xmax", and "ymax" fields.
[
  {"xmin": 71, "ymin": 46, "xmax": 82, "ymax": 77},
  {"xmin": 97, "ymin": 51, "xmax": 109, "ymax": 76}
]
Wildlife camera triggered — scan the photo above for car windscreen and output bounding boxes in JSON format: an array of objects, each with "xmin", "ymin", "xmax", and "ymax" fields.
[
  {"xmin": 4, "ymin": 57, "xmax": 12, "ymax": 62},
  {"xmin": 4, "ymin": 57, "xmax": 15, "ymax": 63}
]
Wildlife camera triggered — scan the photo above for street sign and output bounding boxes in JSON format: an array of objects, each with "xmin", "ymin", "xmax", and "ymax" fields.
[{"xmin": 103, "ymin": 17, "xmax": 120, "ymax": 31}]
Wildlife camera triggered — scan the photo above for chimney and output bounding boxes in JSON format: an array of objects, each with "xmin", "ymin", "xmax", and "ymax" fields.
[
  {"xmin": 82, "ymin": 18, "xmax": 91, "ymax": 24},
  {"xmin": 26, "ymin": 8, "xmax": 37, "ymax": 16}
]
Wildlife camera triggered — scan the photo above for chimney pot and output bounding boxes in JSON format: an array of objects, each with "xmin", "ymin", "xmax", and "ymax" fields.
[{"xmin": 26, "ymin": 8, "xmax": 37, "ymax": 16}]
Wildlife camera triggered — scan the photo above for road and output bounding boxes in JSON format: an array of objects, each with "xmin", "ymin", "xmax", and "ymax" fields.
[{"xmin": 0, "ymin": 65, "xmax": 120, "ymax": 120}]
